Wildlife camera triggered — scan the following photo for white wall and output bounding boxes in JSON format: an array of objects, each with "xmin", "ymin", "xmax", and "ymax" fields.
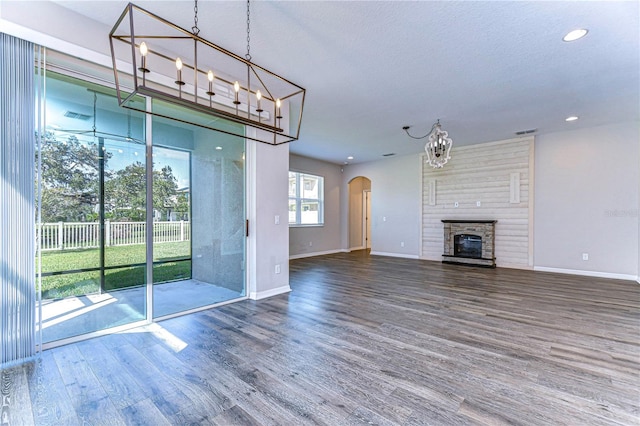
[
  {"xmin": 341, "ymin": 154, "xmax": 422, "ymax": 258},
  {"xmin": 289, "ymin": 154, "xmax": 342, "ymax": 258},
  {"xmin": 534, "ymin": 121, "xmax": 639, "ymax": 279},
  {"xmin": 246, "ymin": 139, "xmax": 291, "ymax": 300},
  {"xmin": 1, "ymin": 1, "xmax": 114, "ymax": 68}
]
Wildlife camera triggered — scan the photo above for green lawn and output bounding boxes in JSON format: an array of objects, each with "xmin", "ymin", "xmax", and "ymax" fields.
[{"xmin": 39, "ymin": 241, "xmax": 191, "ymax": 299}]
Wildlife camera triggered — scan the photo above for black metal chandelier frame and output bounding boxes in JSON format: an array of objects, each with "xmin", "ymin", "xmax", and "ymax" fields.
[{"xmin": 109, "ymin": 2, "xmax": 306, "ymax": 145}]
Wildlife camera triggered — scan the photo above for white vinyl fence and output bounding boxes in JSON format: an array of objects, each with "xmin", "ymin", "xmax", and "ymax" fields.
[{"xmin": 38, "ymin": 221, "xmax": 190, "ymax": 251}]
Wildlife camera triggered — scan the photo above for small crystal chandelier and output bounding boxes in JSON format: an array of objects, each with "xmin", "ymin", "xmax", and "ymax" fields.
[{"xmin": 403, "ymin": 119, "xmax": 453, "ymax": 168}]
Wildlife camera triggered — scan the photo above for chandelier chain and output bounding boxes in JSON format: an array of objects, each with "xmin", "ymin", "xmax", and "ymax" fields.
[
  {"xmin": 246, "ymin": 0, "xmax": 251, "ymax": 61},
  {"xmin": 192, "ymin": 0, "xmax": 200, "ymax": 35},
  {"xmin": 92, "ymin": 92, "xmax": 97, "ymax": 133}
]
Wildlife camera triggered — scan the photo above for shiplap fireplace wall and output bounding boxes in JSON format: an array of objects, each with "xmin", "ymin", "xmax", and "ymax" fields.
[{"xmin": 421, "ymin": 137, "xmax": 534, "ymax": 268}]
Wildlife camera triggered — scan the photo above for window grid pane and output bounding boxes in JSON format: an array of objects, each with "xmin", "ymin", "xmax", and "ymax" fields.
[{"xmin": 289, "ymin": 171, "xmax": 323, "ymax": 225}]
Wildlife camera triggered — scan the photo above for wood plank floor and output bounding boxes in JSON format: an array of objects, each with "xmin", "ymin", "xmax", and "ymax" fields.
[{"xmin": 2, "ymin": 251, "xmax": 639, "ymax": 425}]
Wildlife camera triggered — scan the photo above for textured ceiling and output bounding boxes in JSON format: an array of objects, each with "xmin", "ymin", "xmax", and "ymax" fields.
[{"xmin": 47, "ymin": 0, "xmax": 640, "ymax": 164}]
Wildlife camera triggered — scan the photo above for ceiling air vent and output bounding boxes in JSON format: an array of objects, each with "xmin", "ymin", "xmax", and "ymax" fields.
[
  {"xmin": 382, "ymin": 153, "xmax": 396, "ymax": 157},
  {"xmin": 515, "ymin": 129, "xmax": 537, "ymax": 136},
  {"xmin": 63, "ymin": 111, "xmax": 92, "ymax": 121}
]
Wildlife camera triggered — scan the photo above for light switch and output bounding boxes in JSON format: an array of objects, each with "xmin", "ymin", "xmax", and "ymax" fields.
[{"xmin": 275, "ymin": 215, "xmax": 280, "ymax": 225}]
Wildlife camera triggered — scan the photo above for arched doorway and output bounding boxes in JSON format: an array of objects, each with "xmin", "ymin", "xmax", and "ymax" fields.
[{"xmin": 348, "ymin": 176, "xmax": 372, "ymax": 251}]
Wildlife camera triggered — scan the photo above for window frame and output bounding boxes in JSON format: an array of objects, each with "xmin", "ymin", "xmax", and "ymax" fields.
[{"xmin": 289, "ymin": 171, "xmax": 324, "ymax": 227}]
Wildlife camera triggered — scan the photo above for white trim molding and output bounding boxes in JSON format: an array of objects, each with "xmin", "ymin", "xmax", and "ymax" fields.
[
  {"xmin": 249, "ymin": 285, "xmax": 291, "ymax": 301},
  {"xmin": 534, "ymin": 266, "xmax": 637, "ymax": 281},
  {"xmin": 370, "ymin": 251, "xmax": 420, "ymax": 259},
  {"xmin": 290, "ymin": 249, "xmax": 346, "ymax": 260}
]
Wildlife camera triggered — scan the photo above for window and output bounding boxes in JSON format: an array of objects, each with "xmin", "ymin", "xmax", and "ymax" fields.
[{"xmin": 289, "ymin": 171, "xmax": 324, "ymax": 225}]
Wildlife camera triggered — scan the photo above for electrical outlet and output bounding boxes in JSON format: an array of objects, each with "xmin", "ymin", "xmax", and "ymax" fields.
[
  {"xmin": 476, "ymin": 201, "xmax": 481, "ymax": 207},
  {"xmin": 275, "ymin": 264, "xmax": 281, "ymax": 274},
  {"xmin": 400, "ymin": 241, "xmax": 404, "ymax": 247},
  {"xmin": 582, "ymin": 253, "xmax": 589, "ymax": 261},
  {"xmin": 309, "ymin": 241, "xmax": 313, "ymax": 246},
  {"xmin": 383, "ymin": 216, "xmax": 387, "ymax": 222},
  {"xmin": 274, "ymin": 215, "xmax": 280, "ymax": 225}
]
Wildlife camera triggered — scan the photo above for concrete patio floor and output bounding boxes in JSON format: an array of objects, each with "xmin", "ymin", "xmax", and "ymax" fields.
[{"xmin": 40, "ymin": 279, "xmax": 244, "ymax": 343}]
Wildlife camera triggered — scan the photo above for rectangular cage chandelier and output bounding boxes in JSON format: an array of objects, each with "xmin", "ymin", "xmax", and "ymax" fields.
[{"xmin": 109, "ymin": 3, "xmax": 306, "ymax": 145}]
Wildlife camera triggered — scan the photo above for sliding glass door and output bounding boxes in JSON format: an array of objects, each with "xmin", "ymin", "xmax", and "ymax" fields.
[
  {"xmin": 151, "ymin": 109, "xmax": 246, "ymax": 318},
  {"xmin": 37, "ymin": 61, "xmax": 247, "ymax": 345},
  {"xmin": 38, "ymin": 72, "xmax": 147, "ymax": 343}
]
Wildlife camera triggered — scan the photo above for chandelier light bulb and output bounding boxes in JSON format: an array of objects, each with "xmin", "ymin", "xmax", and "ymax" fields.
[
  {"xmin": 138, "ymin": 41, "xmax": 150, "ymax": 75},
  {"xmin": 206, "ymin": 70, "xmax": 215, "ymax": 98},
  {"xmin": 174, "ymin": 57, "xmax": 185, "ymax": 90},
  {"xmin": 276, "ymin": 98, "xmax": 281, "ymax": 108},
  {"xmin": 233, "ymin": 81, "xmax": 241, "ymax": 105},
  {"xmin": 255, "ymin": 90, "xmax": 263, "ymax": 115}
]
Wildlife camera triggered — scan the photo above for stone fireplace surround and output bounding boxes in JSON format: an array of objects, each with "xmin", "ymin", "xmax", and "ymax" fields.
[{"xmin": 442, "ymin": 220, "xmax": 497, "ymax": 267}]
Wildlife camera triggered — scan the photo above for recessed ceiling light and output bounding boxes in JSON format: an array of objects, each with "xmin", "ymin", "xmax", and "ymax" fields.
[
  {"xmin": 215, "ymin": 146, "xmax": 222, "ymax": 150},
  {"xmin": 565, "ymin": 116, "xmax": 579, "ymax": 122},
  {"xmin": 347, "ymin": 156, "xmax": 354, "ymax": 160},
  {"xmin": 563, "ymin": 29, "xmax": 588, "ymax": 42}
]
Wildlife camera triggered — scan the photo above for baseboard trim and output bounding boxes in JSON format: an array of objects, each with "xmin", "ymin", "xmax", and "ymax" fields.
[
  {"xmin": 534, "ymin": 266, "xmax": 637, "ymax": 281},
  {"xmin": 249, "ymin": 285, "xmax": 291, "ymax": 301},
  {"xmin": 349, "ymin": 246, "xmax": 365, "ymax": 251},
  {"xmin": 497, "ymin": 263, "xmax": 533, "ymax": 270},
  {"xmin": 370, "ymin": 251, "xmax": 419, "ymax": 260},
  {"xmin": 289, "ymin": 249, "xmax": 346, "ymax": 260}
]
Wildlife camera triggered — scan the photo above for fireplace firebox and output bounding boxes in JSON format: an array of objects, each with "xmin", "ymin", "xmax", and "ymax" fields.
[
  {"xmin": 442, "ymin": 220, "xmax": 496, "ymax": 267},
  {"xmin": 454, "ymin": 234, "xmax": 482, "ymax": 258}
]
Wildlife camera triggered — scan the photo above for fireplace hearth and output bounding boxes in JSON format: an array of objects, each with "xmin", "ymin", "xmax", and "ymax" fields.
[{"xmin": 442, "ymin": 220, "xmax": 496, "ymax": 267}]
